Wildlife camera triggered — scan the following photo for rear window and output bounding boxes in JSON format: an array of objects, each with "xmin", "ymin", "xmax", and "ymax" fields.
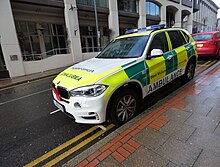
[{"xmin": 192, "ymin": 34, "xmax": 213, "ymax": 41}]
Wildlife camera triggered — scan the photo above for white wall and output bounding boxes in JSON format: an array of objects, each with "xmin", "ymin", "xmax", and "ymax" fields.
[
  {"xmin": 23, "ymin": 54, "xmax": 73, "ymax": 75},
  {"xmin": 0, "ymin": 0, "xmax": 25, "ymax": 77},
  {"xmin": 82, "ymin": 52, "xmax": 99, "ymax": 60}
]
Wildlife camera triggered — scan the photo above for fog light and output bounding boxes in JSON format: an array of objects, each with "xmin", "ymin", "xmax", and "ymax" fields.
[{"xmin": 74, "ymin": 102, "xmax": 81, "ymax": 108}]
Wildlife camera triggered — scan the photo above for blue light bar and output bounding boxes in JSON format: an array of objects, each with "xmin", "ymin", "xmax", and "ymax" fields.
[{"xmin": 125, "ymin": 24, "xmax": 165, "ymax": 34}]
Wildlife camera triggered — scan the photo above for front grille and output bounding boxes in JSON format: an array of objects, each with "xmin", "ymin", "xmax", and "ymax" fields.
[{"xmin": 57, "ymin": 86, "xmax": 69, "ymax": 99}]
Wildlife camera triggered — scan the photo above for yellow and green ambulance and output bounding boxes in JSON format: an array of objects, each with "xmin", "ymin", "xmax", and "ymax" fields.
[{"xmin": 52, "ymin": 25, "xmax": 197, "ymax": 124}]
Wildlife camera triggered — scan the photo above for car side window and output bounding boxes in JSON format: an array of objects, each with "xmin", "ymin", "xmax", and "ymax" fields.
[
  {"xmin": 168, "ymin": 31, "xmax": 186, "ymax": 49},
  {"xmin": 181, "ymin": 31, "xmax": 190, "ymax": 43},
  {"xmin": 147, "ymin": 32, "xmax": 169, "ymax": 56}
]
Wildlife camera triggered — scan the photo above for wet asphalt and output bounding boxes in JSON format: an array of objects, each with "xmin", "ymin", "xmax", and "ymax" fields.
[{"xmin": 0, "ymin": 77, "xmax": 93, "ymax": 166}]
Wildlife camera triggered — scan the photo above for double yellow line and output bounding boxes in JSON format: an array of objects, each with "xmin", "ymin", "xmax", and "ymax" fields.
[
  {"xmin": 25, "ymin": 124, "xmax": 114, "ymax": 167},
  {"xmin": 195, "ymin": 59, "xmax": 217, "ymax": 75}
]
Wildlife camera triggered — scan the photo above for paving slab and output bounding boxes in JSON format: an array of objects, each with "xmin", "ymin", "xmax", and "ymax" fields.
[
  {"xmin": 193, "ymin": 151, "xmax": 220, "ymax": 167},
  {"xmin": 186, "ymin": 129, "xmax": 220, "ymax": 157},
  {"xmin": 203, "ymin": 97, "xmax": 220, "ymax": 108},
  {"xmin": 134, "ymin": 128, "xmax": 169, "ymax": 151},
  {"xmin": 195, "ymin": 84, "xmax": 217, "ymax": 91},
  {"xmin": 162, "ymin": 108, "xmax": 192, "ymax": 123},
  {"xmin": 213, "ymin": 124, "xmax": 220, "ymax": 136},
  {"xmin": 182, "ymin": 100, "xmax": 212, "ymax": 116},
  {"xmin": 206, "ymin": 107, "xmax": 220, "ymax": 119},
  {"xmin": 184, "ymin": 113, "xmax": 219, "ymax": 132},
  {"xmin": 97, "ymin": 156, "xmax": 123, "ymax": 167},
  {"xmin": 160, "ymin": 120, "xmax": 196, "ymax": 142},
  {"xmin": 122, "ymin": 146, "xmax": 169, "ymax": 167},
  {"xmin": 156, "ymin": 137, "xmax": 202, "ymax": 167},
  {"xmin": 166, "ymin": 162, "xmax": 179, "ymax": 167}
]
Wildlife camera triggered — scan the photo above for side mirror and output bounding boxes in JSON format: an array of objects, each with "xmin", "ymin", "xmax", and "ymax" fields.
[{"xmin": 150, "ymin": 49, "xmax": 163, "ymax": 57}]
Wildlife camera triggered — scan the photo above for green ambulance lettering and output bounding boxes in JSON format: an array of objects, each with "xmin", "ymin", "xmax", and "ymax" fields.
[
  {"xmin": 148, "ymin": 68, "xmax": 183, "ymax": 93},
  {"xmin": 61, "ymin": 72, "xmax": 82, "ymax": 81}
]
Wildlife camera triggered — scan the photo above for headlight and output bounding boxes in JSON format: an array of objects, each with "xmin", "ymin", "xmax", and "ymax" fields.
[{"xmin": 70, "ymin": 84, "xmax": 108, "ymax": 97}]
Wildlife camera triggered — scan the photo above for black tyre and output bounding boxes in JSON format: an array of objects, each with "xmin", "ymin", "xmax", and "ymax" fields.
[
  {"xmin": 182, "ymin": 60, "xmax": 195, "ymax": 82},
  {"xmin": 110, "ymin": 89, "xmax": 139, "ymax": 125}
]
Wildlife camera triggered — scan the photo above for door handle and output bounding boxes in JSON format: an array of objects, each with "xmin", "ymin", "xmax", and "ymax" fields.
[{"xmin": 166, "ymin": 55, "xmax": 173, "ymax": 60}]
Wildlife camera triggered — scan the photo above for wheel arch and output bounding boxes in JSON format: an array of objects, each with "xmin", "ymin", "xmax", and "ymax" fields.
[
  {"xmin": 187, "ymin": 55, "xmax": 197, "ymax": 70},
  {"xmin": 106, "ymin": 81, "xmax": 143, "ymax": 121}
]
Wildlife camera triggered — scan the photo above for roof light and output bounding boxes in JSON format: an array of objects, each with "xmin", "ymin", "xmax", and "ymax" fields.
[{"xmin": 125, "ymin": 24, "xmax": 165, "ymax": 34}]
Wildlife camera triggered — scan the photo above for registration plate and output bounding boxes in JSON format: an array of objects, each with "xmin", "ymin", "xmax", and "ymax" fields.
[
  {"xmin": 197, "ymin": 44, "xmax": 203, "ymax": 47},
  {"xmin": 53, "ymin": 99, "xmax": 64, "ymax": 112}
]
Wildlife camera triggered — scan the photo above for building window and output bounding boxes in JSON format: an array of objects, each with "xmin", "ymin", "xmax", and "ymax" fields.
[
  {"xmin": 118, "ymin": 0, "xmax": 138, "ymax": 13},
  {"xmin": 80, "ymin": 26, "xmax": 109, "ymax": 53},
  {"xmin": 76, "ymin": 0, "xmax": 108, "ymax": 8},
  {"xmin": 146, "ymin": 1, "xmax": 160, "ymax": 16},
  {"xmin": 15, "ymin": 21, "xmax": 68, "ymax": 61},
  {"xmin": 42, "ymin": 23, "xmax": 68, "ymax": 55}
]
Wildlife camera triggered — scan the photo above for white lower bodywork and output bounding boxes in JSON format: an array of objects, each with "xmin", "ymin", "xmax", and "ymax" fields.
[{"xmin": 52, "ymin": 91, "xmax": 107, "ymax": 124}]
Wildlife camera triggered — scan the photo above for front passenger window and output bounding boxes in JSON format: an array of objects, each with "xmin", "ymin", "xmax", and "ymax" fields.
[{"xmin": 147, "ymin": 32, "xmax": 168, "ymax": 56}]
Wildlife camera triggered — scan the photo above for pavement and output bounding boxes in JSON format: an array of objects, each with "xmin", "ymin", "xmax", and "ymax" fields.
[{"xmin": 1, "ymin": 62, "xmax": 220, "ymax": 167}]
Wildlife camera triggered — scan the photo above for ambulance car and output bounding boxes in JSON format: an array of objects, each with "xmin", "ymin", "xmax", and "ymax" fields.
[{"xmin": 52, "ymin": 24, "xmax": 197, "ymax": 124}]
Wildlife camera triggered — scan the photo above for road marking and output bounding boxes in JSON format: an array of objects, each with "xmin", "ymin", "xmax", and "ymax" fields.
[
  {"xmin": 196, "ymin": 60, "xmax": 217, "ymax": 75},
  {"xmin": 24, "ymin": 126, "xmax": 99, "ymax": 167},
  {"xmin": 195, "ymin": 60, "xmax": 212, "ymax": 74},
  {"xmin": 98, "ymin": 125, "xmax": 107, "ymax": 130},
  {"xmin": 50, "ymin": 109, "xmax": 61, "ymax": 115},
  {"xmin": 196, "ymin": 60, "xmax": 212, "ymax": 71},
  {"xmin": 0, "ymin": 75, "xmax": 56, "ymax": 92},
  {"xmin": 0, "ymin": 88, "xmax": 51, "ymax": 106},
  {"xmin": 42, "ymin": 124, "xmax": 115, "ymax": 167}
]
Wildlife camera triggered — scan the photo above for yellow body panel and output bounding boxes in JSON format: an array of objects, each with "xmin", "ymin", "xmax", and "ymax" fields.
[
  {"xmin": 146, "ymin": 57, "xmax": 166, "ymax": 83},
  {"xmin": 53, "ymin": 66, "xmax": 122, "ymax": 90}
]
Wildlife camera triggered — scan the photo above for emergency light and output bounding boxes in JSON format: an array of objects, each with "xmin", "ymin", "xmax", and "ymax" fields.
[{"xmin": 125, "ymin": 24, "xmax": 165, "ymax": 34}]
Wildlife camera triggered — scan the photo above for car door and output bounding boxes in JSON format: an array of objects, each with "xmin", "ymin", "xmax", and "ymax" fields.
[
  {"xmin": 167, "ymin": 30, "xmax": 188, "ymax": 73},
  {"xmin": 145, "ymin": 32, "xmax": 173, "ymax": 94}
]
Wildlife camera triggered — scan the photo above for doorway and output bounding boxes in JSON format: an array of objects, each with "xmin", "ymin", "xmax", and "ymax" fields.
[{"xmin": 0, "ymin": 43, "xmax": 9, "ymax": 79}]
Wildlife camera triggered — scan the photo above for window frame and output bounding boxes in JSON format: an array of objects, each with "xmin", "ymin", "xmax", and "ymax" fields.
[{"xmin": 147, "ymin": 32, "xmax": 169, "ymax": 57}]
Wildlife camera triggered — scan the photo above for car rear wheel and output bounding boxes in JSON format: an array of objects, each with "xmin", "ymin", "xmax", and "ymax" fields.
[
  {"xmin": 110, "ymin": 89, "xmax": 139, "ymax": 125},
  {"xmin": 182, "ymin": 61, "xmax": 195, "ymax": 82}
]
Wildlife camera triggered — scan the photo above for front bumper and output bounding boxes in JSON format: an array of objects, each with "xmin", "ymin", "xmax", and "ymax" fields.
[{"xmin": 52, "ymin": 91, "xmax": 107, "ymax": 124}]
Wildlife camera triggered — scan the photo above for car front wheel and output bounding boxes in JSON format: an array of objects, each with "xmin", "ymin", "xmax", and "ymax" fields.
[{"xmin": 110, "ymin": 89, "xmax": 139, "ymax": 125}]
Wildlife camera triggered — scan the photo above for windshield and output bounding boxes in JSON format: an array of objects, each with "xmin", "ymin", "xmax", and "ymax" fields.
[
  {"xmin": 97, "ymin": 36, "xmax": 149, "ymax": 58},
  {"xmin": 192, "ymin": 34, "xmax": 213, "ymax": 41}
]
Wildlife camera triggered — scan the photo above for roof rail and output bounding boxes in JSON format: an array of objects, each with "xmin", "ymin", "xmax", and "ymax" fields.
[{"xmin": 125, "ymin": 24, "xmax": 165, "ymax": 34}]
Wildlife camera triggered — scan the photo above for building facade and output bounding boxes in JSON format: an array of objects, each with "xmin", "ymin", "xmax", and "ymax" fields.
[
  {"xmin": 0, "ymin": 0, "xmax": 217, "ymax": 79},
  {"xmin": 193, "ymin": 0, "xmax": 218, "ymax": 33},
  {"xmin": 217, "ymin": 18, "xmax": 220, "ymax": 30}
]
